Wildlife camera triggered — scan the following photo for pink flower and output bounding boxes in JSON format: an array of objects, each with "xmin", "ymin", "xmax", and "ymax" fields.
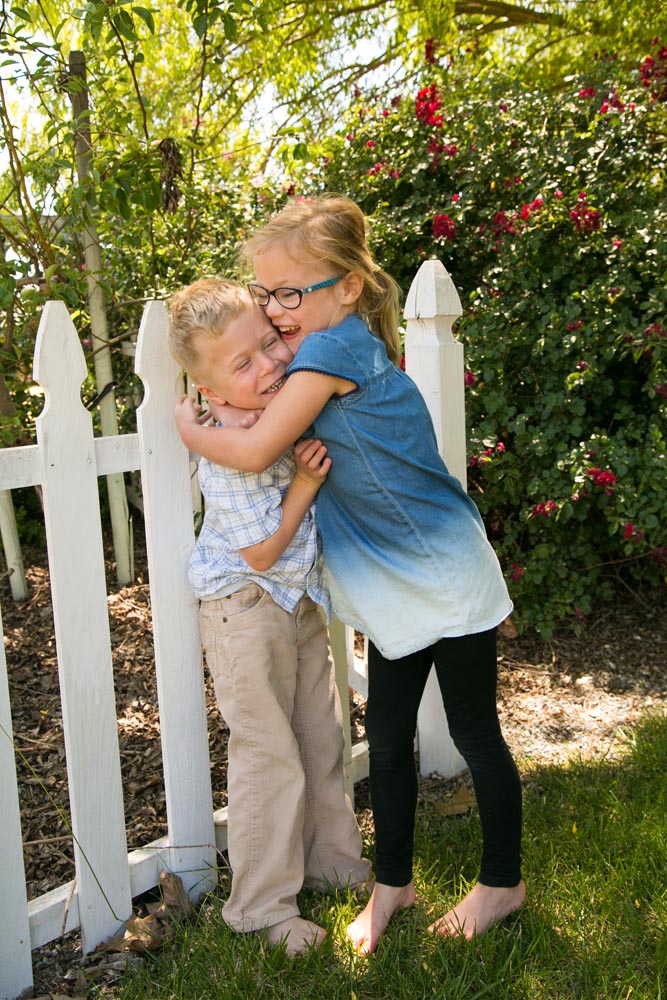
[
  {"xmin": 624, "ymin": 523, "xmax": 636, "ymax": 539},
  {"xmin": 521, "ymin": 197, "xmax": 544, "ymax": 219},
  {"xmin": 491, "ymin": 210, "xmax": 517, "ymax": 237},
  {"xmin": 612, "ymin": 238, "xmax": 623, "ymax": 249},
  {"xmin": 578, "ymin": 87, "xmax": 597, "ymax": 98},
  {"xmin": 587, "ymin": 467, "xmax": 617, "ymax": 492},
  {"xmin": 416, "ymin": 84, "xmax": 444, "ymax": 127},
  {"xmin": 496, "ymin": 441, "xmax": 506, "ymax": 453},
  {"xmin": 432, "ymin": 213, "xmax": 457, "ymax": 241},
  {"xmin": 567, "ymin": 320, "xmax": 583, "ymax": 331},
  {"xmin": 366, "ymin": 140, "xmax": 376, "ymax": 148},
  {"xmin": 656, "ymin": 383, "xmax": 667, "ymax": 398},
  {"xmin": 510, "ymin": 563, "xmax": 525, "ymax": 581},
  {"xmin": 576, "ymin": 361, "xmax": 589, "ymax": 371},
  {"xmin": 554, "ymin": 189, "xmax": 564, "ymax": 199},
  {"xmin": 570, "ymin": 193, "xmax": 601, "ymax": 233},
  {"xmin": 463, "ymin": 371, "xmax": 477, "ymax": 387},
  {"xmin": 530, "ymin": 500, "xmax": 558, "ymax": 517},
  {"xmin": 451, "ymin": 192, "xmax": 461, "ymax": 202}
]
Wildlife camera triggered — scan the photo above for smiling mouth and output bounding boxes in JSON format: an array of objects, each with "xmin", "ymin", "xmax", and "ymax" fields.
[
  {"xmin": 263, "ymin": 375, "xmax": 286, "ymax": 394},
  {"xmin": 279, "ymin": 325, "xmax": 301, "ymax": 337}
]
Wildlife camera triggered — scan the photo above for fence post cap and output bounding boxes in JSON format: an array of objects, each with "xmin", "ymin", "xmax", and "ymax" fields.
[{"xmin": 404, "ymin": 258, "xmax": 462, "ymax": 321}]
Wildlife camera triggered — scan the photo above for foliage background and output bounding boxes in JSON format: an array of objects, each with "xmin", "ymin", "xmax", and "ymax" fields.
[
  {"xmin": 291, "ymin": 45, "xmax": 667, "ymax": 635},
  {"xmin": 0, "ymin": 1, "xmax": 666, "ymax": 634}
]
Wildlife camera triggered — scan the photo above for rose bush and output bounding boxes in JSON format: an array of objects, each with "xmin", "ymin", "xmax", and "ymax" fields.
[{"xmin": 291, "ymin": 43, "xmax": 667, "ymax": 636}]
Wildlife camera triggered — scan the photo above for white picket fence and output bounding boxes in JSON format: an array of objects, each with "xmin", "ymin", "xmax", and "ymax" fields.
[{"xmin": 0, "ymin": 258, "xmax": 466, "ymax": 1000}]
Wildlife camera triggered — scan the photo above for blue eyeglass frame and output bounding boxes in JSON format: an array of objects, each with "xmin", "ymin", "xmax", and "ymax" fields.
[{"xmin": 248, "ymin": 275, "xmax": 342, "ymax": 309}]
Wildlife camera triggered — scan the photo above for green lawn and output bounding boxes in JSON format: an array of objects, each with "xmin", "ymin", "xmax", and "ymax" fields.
[{"xmin": 117, "ymin": 714, "xmax": 667, "ymax": 1000}]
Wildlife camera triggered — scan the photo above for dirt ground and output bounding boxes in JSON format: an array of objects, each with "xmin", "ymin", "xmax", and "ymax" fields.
[{"xmin": 3, "ymin": 540, "xmax": 666, "ymax": 997}]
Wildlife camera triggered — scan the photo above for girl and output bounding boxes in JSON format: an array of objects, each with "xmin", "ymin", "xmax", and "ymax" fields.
[{"xmin": 175, "ymin": 195, "xmax": 526, "ymax": 954}]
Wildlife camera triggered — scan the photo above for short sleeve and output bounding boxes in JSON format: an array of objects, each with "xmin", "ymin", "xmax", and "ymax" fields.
[{"xmin": 287, "ymin": 314, "xmax": 389, "ymax": 386}]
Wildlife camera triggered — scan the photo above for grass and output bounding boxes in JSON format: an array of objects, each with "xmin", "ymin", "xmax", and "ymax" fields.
[{"xmin": 115, "ymin": 714, "xmax": 667, "ymax": 1000}]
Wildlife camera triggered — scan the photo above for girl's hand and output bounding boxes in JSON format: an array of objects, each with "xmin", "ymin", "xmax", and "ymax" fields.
[{"xmin": 294, "ymin": 438, "xmax": 331, "ymax": 488}]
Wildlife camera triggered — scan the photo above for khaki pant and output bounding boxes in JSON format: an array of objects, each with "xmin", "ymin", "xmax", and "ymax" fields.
[{"xmin": 199, "ymin": 585, "xmax": 370, "ymax": 932}]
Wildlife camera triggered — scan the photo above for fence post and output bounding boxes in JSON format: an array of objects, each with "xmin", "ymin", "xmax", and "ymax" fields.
[
  {"xmin": 404, "ymin": 259, "xmax": 466, "ymax": 779},
  {"xmin": 135, "ymin": 302, "xmax": 217, "ymax": 899},
  {"xmin": 0, "ymin": 604, "xmax": 33, "ymax": 1000},
  {"xmin": 33, "ymin": 301, "xmax": 132, "ymax": 950}
]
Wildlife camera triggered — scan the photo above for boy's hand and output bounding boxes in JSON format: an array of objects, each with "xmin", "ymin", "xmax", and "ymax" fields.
[
  {"xmin": 175, "ymin": 394, "xmax": 202, "ymax": 431},
  {"xmin": 294, "ymin": 438, "xmax": 331, "ymax": 488},
  {"xmin": 206, "ymin": 399, "xmax": 263, "ymax": 428}
]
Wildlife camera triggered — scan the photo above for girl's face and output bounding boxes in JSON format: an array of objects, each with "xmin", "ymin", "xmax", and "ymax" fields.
[{"xmin": 252, "ymin": 245, "xmax": 361, "ymax": 354}]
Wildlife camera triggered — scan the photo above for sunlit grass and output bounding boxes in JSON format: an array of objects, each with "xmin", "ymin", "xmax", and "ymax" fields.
[{"xmin": 116, "ymin": 714, "xmax": 667, "ymax": 1000}]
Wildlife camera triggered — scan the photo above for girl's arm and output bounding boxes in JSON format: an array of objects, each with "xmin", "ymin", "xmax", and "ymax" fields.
[
  {"xmin": 240, "ymin": 438, "xmax": 330, "ymax": 572},
  {"xmin": 175, "ymin": 369, "xmax": 353, "ymax": 472}
]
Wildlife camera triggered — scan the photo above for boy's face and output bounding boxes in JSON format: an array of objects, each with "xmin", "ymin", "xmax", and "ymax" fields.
[
  {"xmin": 252, "ymin": 245, "xmax": 361, "ymax": 354},
  {"xmin": 196, "ymin": 304, "xmax": 293, "ymax": 410}
]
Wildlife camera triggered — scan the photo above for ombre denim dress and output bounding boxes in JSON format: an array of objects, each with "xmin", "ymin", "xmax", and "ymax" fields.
[{"xmin": 288, "ymin": 314, "xmax": 513, "ymax": 660}]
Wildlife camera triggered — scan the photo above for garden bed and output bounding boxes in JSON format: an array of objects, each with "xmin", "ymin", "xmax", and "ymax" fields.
[{"xmin": 3, "ymin": 539, "xmax": 666, "ymax": 996}]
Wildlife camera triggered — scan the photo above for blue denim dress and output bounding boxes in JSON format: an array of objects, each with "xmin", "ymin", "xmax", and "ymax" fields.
[{"xmin": 287, "ymin": 314, "xmax": 513, "ymax": 659}]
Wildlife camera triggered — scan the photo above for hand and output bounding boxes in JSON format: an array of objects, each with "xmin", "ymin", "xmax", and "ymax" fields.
[
  {"xmin": 294, "ymin": 438, "xmax": 331, "ymax": 488},
  {"xmin": 175, "ymin": 394, "xmax": 202, "ymax": 431},
  {"xmin": 206, "ymin": 399, "xmax": 263, "ymax": 428}
]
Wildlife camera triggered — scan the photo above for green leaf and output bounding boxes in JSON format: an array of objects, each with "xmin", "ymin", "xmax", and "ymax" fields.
[
  {"xmin": 112, "ymin": 8, "xmax": 138, "ymax": 42},
  {"xmin": 132, "ymin": 6, "xmax": 156, "ymax": 33}
]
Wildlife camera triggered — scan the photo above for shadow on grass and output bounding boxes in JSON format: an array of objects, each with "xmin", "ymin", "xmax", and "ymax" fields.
[{"xmin": 119, "ymin": 713, "xmax": 667, "ymax": 1000}]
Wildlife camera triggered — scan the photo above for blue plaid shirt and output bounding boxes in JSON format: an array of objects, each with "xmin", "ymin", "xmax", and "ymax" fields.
[{"xmin": 188, "ymin": 449, "xmax": 331, "ymax": 618}]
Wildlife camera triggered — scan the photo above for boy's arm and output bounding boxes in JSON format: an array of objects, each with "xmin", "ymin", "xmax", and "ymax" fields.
[
  {"xmin": 240, "ymin": 439, "xmax": 331, "ymax": 572},
  {"xmin": 175, "ymin": 369, "xmax": 352, "ymax": 473}
]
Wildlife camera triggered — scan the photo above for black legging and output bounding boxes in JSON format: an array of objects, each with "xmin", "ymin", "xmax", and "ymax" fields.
[{"xmin": 365, "ymin": 628, "xmax": 522, "ymax": 888}]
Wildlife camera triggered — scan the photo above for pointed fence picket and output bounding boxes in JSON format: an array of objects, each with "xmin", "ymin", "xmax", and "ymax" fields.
[{"xmin": 0, "ymin": 258, "xmax": 468, "ymax": 1000}]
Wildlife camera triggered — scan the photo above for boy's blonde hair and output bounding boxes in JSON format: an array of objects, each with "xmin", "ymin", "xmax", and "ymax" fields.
[
  {"xmin": 243, "ymin": 195, "xmax": 403, "ymax": 366},
  {"xmin": 168, "ymin": 278, "xmax": 254, "ymax": 380}
]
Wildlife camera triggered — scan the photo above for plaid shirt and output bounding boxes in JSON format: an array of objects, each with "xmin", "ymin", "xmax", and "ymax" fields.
[{"xmin": 188, "ymin": 449, "xmax": 331, "ymax": 618}]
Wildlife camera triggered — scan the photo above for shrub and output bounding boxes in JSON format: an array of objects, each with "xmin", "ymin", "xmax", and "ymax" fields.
[{"xmin": 293, "ymin": 46, "xmax": 667, "ymax": 636}]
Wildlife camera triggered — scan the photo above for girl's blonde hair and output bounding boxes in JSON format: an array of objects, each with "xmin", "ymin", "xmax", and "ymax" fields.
[
  {"xmin": 243, "ymin": 195, "xmax": 403, "ymax": 366},
  {"xmin": 168, "ymin": 278, "xmax": 254, "ymax": 380}
]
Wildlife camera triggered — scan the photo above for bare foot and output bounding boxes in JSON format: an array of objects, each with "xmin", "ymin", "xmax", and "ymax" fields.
[
  {"xmin": 346, "ymin": 880, "xmax": 416, "ymax": 955},
  {"xmin": 264, "ymin": 915, "xmax": 326, "ymax": 956},
  {"xmin": 428, "ymin": 879, "xmax": 526, "ymax": 941}
]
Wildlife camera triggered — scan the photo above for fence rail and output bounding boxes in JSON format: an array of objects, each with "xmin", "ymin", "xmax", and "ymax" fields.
[{"xmin": 0, "ymin": 259, "xmax": 465, "ymax": 1000}]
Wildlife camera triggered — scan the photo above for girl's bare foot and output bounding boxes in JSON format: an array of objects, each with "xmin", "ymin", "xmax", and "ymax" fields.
[
  {"xmin": 428, "ymin": 879, "xmax": 526, "ymax": 941},
  {"xmin": 264, "ymin": 915, "xmax": 326, "ymax": 955},
  {"xmin": 346, "ymin": 880, "xmax": 416, "ymax": 955}
]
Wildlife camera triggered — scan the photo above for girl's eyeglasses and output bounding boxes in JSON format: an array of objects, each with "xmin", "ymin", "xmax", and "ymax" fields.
[{"xmin": 247, "ymin": 275, "xmax": 342, "ymax": 310}]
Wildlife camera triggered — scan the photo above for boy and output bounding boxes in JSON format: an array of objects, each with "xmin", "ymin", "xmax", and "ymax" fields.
[{"xmin": 168, "ymin": 278, "xmax": 370, "ymax": 955}]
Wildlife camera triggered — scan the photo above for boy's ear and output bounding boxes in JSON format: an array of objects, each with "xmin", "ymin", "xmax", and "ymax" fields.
[
  {"xmin": 197, "ymin": 383, "xmax": 228, "ymax": 406},
  {"xmin": 339, "ymin": 271, "xmax": 364, "ymax": 304}
]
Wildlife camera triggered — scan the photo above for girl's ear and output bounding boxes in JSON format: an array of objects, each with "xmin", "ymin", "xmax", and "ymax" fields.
[{"xmin": 339, "ymin": 271, "xmax": 364, "ymax": 305}]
